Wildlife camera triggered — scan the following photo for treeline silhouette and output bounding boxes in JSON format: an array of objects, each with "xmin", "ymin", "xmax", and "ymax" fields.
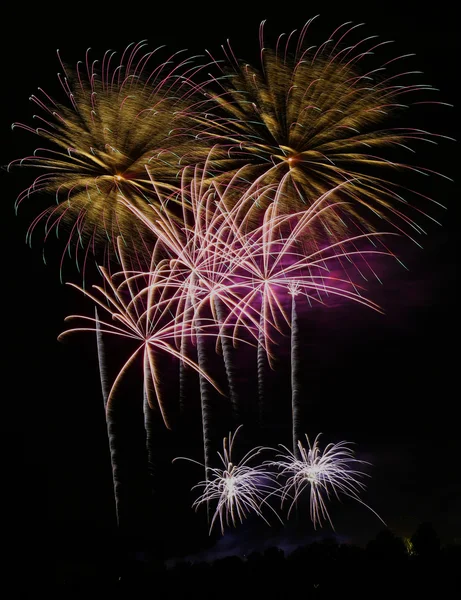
[{"xmin": 27, "ymin": 523, "xmax": 460, "ymax": 598}]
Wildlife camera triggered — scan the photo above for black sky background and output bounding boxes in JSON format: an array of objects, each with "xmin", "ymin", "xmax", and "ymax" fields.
[{"xmin": 2, "ymin": 1, "xmax": 459, "ymax": 571}]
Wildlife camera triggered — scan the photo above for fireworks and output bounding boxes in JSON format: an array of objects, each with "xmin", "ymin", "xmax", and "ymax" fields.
[
  {"xmin": 121, "ymin": 158, "xmax": 269, "ymax": 344},
  {"xmin": 175, "ymin": 426, "xmax": 281, "ymax": 534},
  {"xmin": 9, "ymin": 18, "xmax": 451, "ymax": 539},
  {"xmin": 203, "ymin": 19, "xmax": 452, "ymax": 239},
  {"xmin": 177, "ymin": 429, "xmax": 386, "ymax": 533},
  {"xmin": 9, "ymin": 42, "xmax": 213, "ymax": 269},
  {"xmin": 58, "ymin": 238, "xmax": 222, "ymax": 427},
  {"xmin": 123, "ymin": 165, "xmax": 395, "ymax": 364},
  {"xmin": 122, "ymin": 166, "xmax": 395, "ymax": 441},
  {"xmin": 271, "ymin": 434, "xmax": 385, "ymax": 529},
  {"xmin": 225, "ymin": 184, "xmax": 393, "ymax": 363}
]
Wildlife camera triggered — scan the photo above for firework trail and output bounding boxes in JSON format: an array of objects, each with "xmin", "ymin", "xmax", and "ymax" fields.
[
  {"xmin": 257, "ymin": 309, "xmax": 268, "ymax": 427},
  {"xmin": 202, "ymin": 18, "xmax": 452, "ymax": 240},
  {"xmin": 8, "ymin": 42, "xmax": 216, "ymax": 275},
  {"xmin": 288, "ymin": 285, "xmax": 301, "ymax": 459},
  {"xmin": 178, "ymin": 291, "xmax": 195, "ymax": 416},
  {"xmin": 95, "ymin": 307, "xmax": 121, "ymax": 526},
  {"xmin": 214, "ymin": 296, "xmax": 240, "ymax": 423},
  {"xmin": 174, "ymin": 425, "xmax": 282, "ymax": 534},
  {"xmin": 270, "ymin": 434, "xmax": 386, "ymax": 529},
  {"xmin": 193, "ymin": 276, "xmax": 215, "ymax": 522},
  {"xmin": 58, "ymin": 238, "xmax": 222, "ymax": 428},
  {"xmin": 142, "ymin": 363, "xmax": 157, "ymax": 492}
]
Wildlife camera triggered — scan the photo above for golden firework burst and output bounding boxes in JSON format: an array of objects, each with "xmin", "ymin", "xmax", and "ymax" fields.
[
  {"xmin": 10, "ymin": 42, "xmax": 216, "ymax": 268},
  {"xmin": 200, "ymin": 19, "xmax": 452, "ymax": 239}
]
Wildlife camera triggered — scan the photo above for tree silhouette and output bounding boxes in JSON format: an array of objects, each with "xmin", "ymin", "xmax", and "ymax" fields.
[
  {"xmin": 411, "ymin": 522, "xmax": 441, "ymax": 557},
  {"xmin": 366, "ymin": 529, "xmax": 407, "ymax": 560}
]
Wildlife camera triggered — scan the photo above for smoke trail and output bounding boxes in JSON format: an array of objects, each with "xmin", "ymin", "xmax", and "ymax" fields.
[
  {"xmin": 214, "ymin": 296, "xmax": 240, "ymax": 422},
  {"xmin": 95, "ymin": 307, "xmax": 121, "ymax": 526},
  {"xmin": 257, "ymin": 309, "xmax": 267, "ymax": 427},
  {"xmin": 290, "ymin": 294, "xmax": 302, "ymax": 459}
]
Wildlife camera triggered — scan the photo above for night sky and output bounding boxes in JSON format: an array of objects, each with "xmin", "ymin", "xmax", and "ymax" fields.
[{"xmin": 3, "ymin": 1, "xmax": 459, "ymax": 570}]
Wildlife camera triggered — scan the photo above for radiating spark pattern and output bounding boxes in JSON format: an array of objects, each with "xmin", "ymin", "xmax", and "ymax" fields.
[
  {"xmin": 270, "ymin": 434, "xmax": 386, "ymax": 529},
  {"xmin": 9, "ymin": 42, "xmax": 214, "ymax": 268},
  {"xmin": 123, "ymin": 165, "xmax": 395, "ymax": 361},
  {"xmin": 175, "ymin": 426, "xmax": 281, "ymax": 534},
  {"xmin": 202, "ymin": 19, "xmax": 452, "ymax": 239},
  {"xmin": 58, "ymin": 238, "xmax": 221, "ymax": 428},
  {"xmin": 120, "ymin": 159, "xmax": 269, "ymax": 347},
  {"xmin": 223, "ymin": 183, "xmax": 394, "ymax": 363}
]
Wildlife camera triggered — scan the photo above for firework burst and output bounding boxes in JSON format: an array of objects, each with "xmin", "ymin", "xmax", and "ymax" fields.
[
  {"xmin": 227, "ymin": 183, "xmax": 394, "ymax": 364},
  {"xmin": 9, "ymin": 41, "xmax": 214, "ymax": 271},
  {"xmin": 175, "ymin": 425, "xmax": 282, "ymax": 534},
  {"xmin": 270, "ymin": 433, "xmax": 385, "ymax": 529},
  {"xmin": 121, "ymin": 158, "xmax": 268, "ymax": 345},
  {"xmin": 58, "ymin": 238, "xmax": 222, "ymax": 428},
  {"xmin": 202, "ymin": 18, "xmax": 452, "ymax": 239},
  {"xmin": 126, "ymin": 169, "xmax": 394, "ymax": 354}
]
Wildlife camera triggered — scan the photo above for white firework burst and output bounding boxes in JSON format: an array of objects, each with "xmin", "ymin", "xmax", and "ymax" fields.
[
  {"xmin": 271, "ymin": 433, "xmax": 385, "ymax": 529},
  {"xmin": 175, "ymin": 425, "xmax": 282, "ymax": 534}
]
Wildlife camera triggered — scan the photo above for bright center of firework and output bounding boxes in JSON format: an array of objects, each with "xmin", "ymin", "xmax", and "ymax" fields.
[
  {"xmin": 272, "ymin": 148, "xmax": 301, "ymax": 166},
  {"xmin": 304, "ymin": 466, "xmax": 321, "ymax": 484},
  {"xmin": 285, "ymin": 154, "xmax": 301, "ymax": 167},
  {"xmin": 226, "ymin": 475, "xmax": 237, "ymax": 498},
  {"xmin": 115, "ymin": 174, "xmax": 124, "ymax": 181}
]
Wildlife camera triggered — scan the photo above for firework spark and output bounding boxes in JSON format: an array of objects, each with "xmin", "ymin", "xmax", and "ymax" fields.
[
  {"xmin": 270, "ymin": 434, "xmax": 386, "ymax": 529},
  {"xmin": 175, "ymin": 425, "xmax": 282, "ymax": 534}
]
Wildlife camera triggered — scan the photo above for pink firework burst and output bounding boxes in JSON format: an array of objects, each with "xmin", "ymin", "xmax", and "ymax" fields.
[{"xmin": 58, "ymin": 238, "xmax": 223, "ymax": 428}]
